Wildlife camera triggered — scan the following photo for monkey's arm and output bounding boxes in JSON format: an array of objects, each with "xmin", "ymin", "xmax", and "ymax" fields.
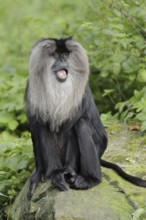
[
  {"xmin": 72, "ymin": 117, "xmax": 102, "ymax": 189},
  {"xmin": 27, "ymin": 117, "xmax": 77, "ymax": 199},
  {"xmin": 85, "ymin": 87, "xmax": 108, "ymax": 157},
  {"xmin": 27, "ymin": 118, "xmax": 63, "ymax": 199}
]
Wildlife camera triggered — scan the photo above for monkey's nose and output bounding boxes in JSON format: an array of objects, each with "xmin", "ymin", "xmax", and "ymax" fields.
[
  {"xmin": 60, "ymin": 59, "xmax": 66, "ymax": 62},
  {"xmin": 59, "ymin": 55, "xmax": 67, "ymax": 62}
]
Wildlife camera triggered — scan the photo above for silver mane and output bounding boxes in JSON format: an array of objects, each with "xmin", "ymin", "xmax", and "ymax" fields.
[{"xmin": 27, "ymin": 39, "xmax": 89, "ymax": 131}]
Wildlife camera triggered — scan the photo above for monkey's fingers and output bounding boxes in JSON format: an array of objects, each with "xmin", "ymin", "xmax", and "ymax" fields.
[
  {"xmin": 51, "ymin": 172, "xmax": 69, "ymax": 191},
  {"xmin": 64, "ymin": 166, "xmax": 77, "ymax": 184},
  {"xmin": 27, "ymin": 182, "xmax": 37, "ymax": 200},
  {"xmin": 64, "ymin": 166, "xmax": 76, "ymax": 176}
]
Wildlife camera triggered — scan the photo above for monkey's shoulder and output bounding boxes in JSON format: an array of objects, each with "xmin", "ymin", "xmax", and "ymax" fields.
[
  {"xmin": 82, "ymin": 86, "xmax": 99, "ymax": 114},
  {"xmin": 81, "ymin": 85, "xmax": 105, "ymax": 129}
]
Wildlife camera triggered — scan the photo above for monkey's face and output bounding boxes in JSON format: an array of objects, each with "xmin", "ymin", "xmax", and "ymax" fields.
[{"xmin": 29, "ymin": 38, "xmax": 89, "ymax": 84}]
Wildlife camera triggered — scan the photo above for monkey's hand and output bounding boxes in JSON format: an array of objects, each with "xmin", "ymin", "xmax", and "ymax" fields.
[{"xmin": 51, "ymin": 167, "xmax": 76, "ymax": 191}]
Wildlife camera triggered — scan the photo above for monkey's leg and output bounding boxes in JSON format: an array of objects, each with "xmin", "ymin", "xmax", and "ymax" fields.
[
  {"xmin": 40, "ymin": 128, "xmax": 76, "ymax": 191},
  {"xmin": 51, "ymin": 130, "xmax": 79, "ymax": 190},
  {"xmin": 58, "ymin": 129, "xmax": 79, "ymax": 185},
  {"xmin": 72, "ymin": 118, "xmax": 102, "ymax": 189},
  {"xmin": 64, "ymin": 129, "xmax": 80, "ymax": 172}
]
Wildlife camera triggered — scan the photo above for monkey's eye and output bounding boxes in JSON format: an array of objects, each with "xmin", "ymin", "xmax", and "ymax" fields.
[
  {"xmin": 47, "ymin": 47, "xmax": 56, "ymax": 57},
  {"xmin": 49, "ymin": 52, "xmax": 56, "ymax": 57}
]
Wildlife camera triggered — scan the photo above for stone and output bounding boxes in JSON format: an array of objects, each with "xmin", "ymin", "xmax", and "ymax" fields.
[
  {"xmin": 10, "ymin": 124, "xmax": 146, "ymax": 220},
  {"xmin": 10, "ymin": 178, "xmax": 134, "ymax": 220}
]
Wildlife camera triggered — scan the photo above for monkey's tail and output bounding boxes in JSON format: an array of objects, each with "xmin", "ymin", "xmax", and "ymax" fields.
[{"xmin": 100, "ymin": 159, "xmax": 146, "ymax": 187}]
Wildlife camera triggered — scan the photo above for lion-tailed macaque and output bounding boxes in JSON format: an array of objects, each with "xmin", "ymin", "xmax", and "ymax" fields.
[{"xmin": 25, "ymin": 37, "xmax": 146, "ymax": 199}]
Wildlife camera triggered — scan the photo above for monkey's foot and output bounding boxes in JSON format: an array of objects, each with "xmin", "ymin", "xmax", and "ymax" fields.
[
  {"xmin": 51, "ymin": 166, "xmax": 76, "ymax": 191},
  {"xmin": 27, "ymin": 170, "xmax": 44, "ymax": 200},
  {"xmin": 70, "ymin": 175, "xmax": 100, "ymax": 189}
]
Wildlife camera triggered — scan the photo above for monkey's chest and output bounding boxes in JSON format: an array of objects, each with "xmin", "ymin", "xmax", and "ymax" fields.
[{"xmin": 53, "ymin": 133, "xmax": 66, "ymax": 150}]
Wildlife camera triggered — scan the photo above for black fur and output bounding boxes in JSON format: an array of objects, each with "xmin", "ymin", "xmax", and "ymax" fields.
[{"xmin": 26, "ymin": 86, "xmax": 107, "ymax": 199}]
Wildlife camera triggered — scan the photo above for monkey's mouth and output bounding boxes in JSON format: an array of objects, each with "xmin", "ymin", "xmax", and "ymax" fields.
[{"xmin": 56, "ymin": 69, "xmax": 68, "ymax": 82}]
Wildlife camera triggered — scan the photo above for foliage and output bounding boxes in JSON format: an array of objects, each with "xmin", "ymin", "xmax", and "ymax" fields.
[
  {"xmin": 0, "ymin": 131, "xmax": 33, "ymax": 218},
  {"xmin": 0, "ymin": 73, "xmax": 27, "ymax": 131},
  {"xmin": 78, "ymin": 0, "xmax": 146, "ymax": 113},
  {"xmin": 116, "ymin": 88, "xmax": 146, "ymax": 131},
  {"xmin": 101, "ymin": 112, "xmax": 118, "ymax": 128}
]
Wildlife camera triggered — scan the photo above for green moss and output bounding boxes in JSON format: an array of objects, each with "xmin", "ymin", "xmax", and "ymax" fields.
[
  {"xmin": 10, "ymin": 124, "xmax": 146, "ymax": 220},
  {"xmin": 140, "ymin": 137, "xmax": 146, "ymax": 146},
  {"xmin": 132, "ymin": 208, "xmax": 146, "ymax": 220},
  {"xmin": 110, "ymin": 154, "xmax": 127, "ymax": 163},
  {"xmin": 102, "ymin": 123, "xmax": 146, "ymax": 211},
  {"xmin": 106, "ymin": 122, "xmax": 121, "ymax": 133}
]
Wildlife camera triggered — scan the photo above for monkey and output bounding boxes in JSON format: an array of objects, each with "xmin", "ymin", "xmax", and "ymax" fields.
[{"xmin": 25, "ymin": 37, "xmax": 146, "ymax": 200}]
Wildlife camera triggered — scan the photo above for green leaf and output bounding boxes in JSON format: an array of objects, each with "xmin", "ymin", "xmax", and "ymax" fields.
[
  {"xmin": 18, "ymin": 160, "xmax": 28, "ymax": 170},
  {"xmin": 137, "ymin": 69, "xmax": 146, "ymax": 82},
  {"xmin": 101, "ymin": 112, "xmax": 117, "ymax": 127},
  {"xmin": 103, "ymin": 89, "xmax": 114, "ymax": 97},
  {"xmin": 125, "ymin": 112, "xmax": 134, "ymax": 121},
  {"xmin": 5, "ymin": 156, "xmax": 19, "ymax": 171},
  {"xmin": 141, "ymin": 121, "xmax": 146, "ymax": 132},
  {"xmin": 8, "ymin": 120, "xmax": 18, "ymax": 130},
  {"xmin": 0, "ymin": 192, "xmax": 8, "ymax": 198}
]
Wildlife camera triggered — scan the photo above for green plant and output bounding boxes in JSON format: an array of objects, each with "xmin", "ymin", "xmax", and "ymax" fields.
[
  {"xmin": 115, "ymin": 87, "xmax": 146, "ymax": 131},
  {"xmin": 0, "ymin": 131, "xmax": 33, "ymax": 218},
  {"xmin": 76, "ymin": 0, "xmax": 146, "ymax": 113},
  {"xmin": 0, "ymin": 73, "xmax": 27, "ymax": 131},
  {"xmin": 101, "ymin": 112, "xmax": 118, "ymax": 128}
]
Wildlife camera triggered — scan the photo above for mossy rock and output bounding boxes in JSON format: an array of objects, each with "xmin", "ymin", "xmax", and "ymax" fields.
[
  {"xmin": 10, "ymin": 178, "xmax": 134, "ymax": 220},
  {"xmin": 10, "ymin": 124, "xmax": 146, "ymax": 220}
]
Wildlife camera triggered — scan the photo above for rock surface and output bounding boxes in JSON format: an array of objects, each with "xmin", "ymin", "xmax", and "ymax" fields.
[
  {"xmin": 10, "ymin": 124, "xmax": 146, "ymax": 220},
  {"xmin": 10, "ymin": 180, "xmax": 134, "ymax": 220}
]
